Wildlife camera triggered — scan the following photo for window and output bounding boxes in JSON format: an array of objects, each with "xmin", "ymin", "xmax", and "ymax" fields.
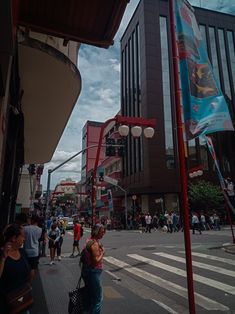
[
  {"xmin": 199, "ymin": 137, "xmax": 209, "ymax": 170},
  {"xmin": 218, "ymin": 29, "xmax": 231, "ymax": 99},
  {"xmin": 160, "ymin": 16, "xmax": 175, "ymax": 169},
  {"xmin": 227, "ymin": 31, "xmax": 235, "ymax": 92},
  {"xmin": 188, "ymin": 139, "xmax": 197, "ymax": 168},
  {"xmin": 209, "ymin": 27, "xmax": 221, "ymax": 87}
]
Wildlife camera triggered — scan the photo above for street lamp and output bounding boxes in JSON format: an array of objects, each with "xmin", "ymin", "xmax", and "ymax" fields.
[
  {"xmin": 188, "ymin": 166, "xmax": 204, "ymax": 179},
  {"xmin": 91, "ymin": 114, "xmax": 156, "ymax": 226}
]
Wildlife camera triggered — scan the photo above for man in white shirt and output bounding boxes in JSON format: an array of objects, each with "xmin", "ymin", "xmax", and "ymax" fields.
[
  {"xmin": 145, "ymin": 213, "xmax": 152, "ymax": 233},
  {"xmin": 192, "ymin": 213, "xmax": 202, "ymax": 235},
  {"xmin": 225, "ymin": 177, "xmax": 235, "ymax": 207}
]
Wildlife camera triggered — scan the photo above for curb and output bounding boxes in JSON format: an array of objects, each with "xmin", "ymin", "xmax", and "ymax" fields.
[{"xmin": 222, "ymin": 242, "xmax": 235, "ymax": 255}]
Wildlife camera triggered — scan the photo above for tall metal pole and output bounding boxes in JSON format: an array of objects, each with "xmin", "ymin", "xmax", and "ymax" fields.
[
  {"xmin": 169, "ymin": 1, "xmax": 196, "ymax": 313},
  {"xmin": 45, "ymin": 169, "xmax": 52, "ymax": 217},
  {"xmin": 45, "ymin": 145, "xmax": 99, "ymax": 217},
  {"xmin": 117, "ymin": 184, "xmax": 128, "ymax": 230}
]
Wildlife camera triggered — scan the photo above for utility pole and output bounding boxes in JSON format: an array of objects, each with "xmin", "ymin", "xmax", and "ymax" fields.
[{"xmin": 45, "ymin": 144, "xmax": 99, "ymax": 217}]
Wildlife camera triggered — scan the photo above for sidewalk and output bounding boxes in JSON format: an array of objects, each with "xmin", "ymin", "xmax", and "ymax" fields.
[
  {"xmin": 31, "ymin": 226, "xmax": 235, "ymax": 313},
  {"xmin": 31, "ymin": 254, "xmax": 157, "ymax": 314}
]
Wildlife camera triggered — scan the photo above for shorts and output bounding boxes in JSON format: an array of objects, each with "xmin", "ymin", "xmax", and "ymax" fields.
[
  {"xmin": 48, "ymin": 239, "xmax": 57, "ymax": 249},
  {"xmin": 73, "ymin": 240, "xmax": 79, "ymax": 247},
  {"xmin": 28, "ymin": 256, "xmax": 39, "ymax": 270}
]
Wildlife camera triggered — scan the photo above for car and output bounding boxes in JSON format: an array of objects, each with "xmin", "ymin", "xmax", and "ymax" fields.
[
  {"xmin": 66, "ymin": 218, "xmax": 74, "ymax": 230},
  {"xmin": 61, "ymin": 217, "xmax": 74, "ymax": 230}
]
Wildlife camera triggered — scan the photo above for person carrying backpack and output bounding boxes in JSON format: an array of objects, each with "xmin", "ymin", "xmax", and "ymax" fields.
[
  {"xmin": 80, "ymin": 224, "xmax": 105, "ymax": 314},
  {"xmin": 70, "ymin": 217, "xmax": 82, "ymax": 258}
]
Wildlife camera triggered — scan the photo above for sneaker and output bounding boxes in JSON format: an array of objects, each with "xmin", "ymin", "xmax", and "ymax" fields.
[
  {"xmin": 69, "ymin": 254, "xmax": 75, "ymax": 258},
  {"xmin": 58, "ymin": 256, "xmax": 61, "ymax": 261},
  {"xmin": 49, "ymin": 261, "xmax": 54, "ymax": 265}
]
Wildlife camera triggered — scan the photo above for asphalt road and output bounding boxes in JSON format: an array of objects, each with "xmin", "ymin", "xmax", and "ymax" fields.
[{"xmin": 36, "ymin": 227, "xmax": 235, "ymax": 314}]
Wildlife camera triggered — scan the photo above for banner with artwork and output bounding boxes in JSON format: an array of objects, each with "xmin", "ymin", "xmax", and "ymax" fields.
[{"xmin": 174, "ymin": 0, "xmax": 234, "ymax": 139}]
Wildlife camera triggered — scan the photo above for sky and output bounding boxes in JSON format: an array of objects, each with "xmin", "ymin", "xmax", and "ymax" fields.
[{"xmin": 41, "ymin": 0, "xmax": 235, "ymax": 190}]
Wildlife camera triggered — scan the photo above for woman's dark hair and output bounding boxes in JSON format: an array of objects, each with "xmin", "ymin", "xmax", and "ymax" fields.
[
  {"xmin": 3, "ymin": 224, "xmax": 23, "ymax": 244},
  {"xmin": 51, "ymin": 223, "xmax": 57, "ymax": 230}
]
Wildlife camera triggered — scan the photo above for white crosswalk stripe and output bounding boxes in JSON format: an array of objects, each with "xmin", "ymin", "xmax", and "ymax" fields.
[
  {"xmin": 179, "ymin": 251, "xmax": 235, "ymax": 266},
  {"xmin": 151, "ymin": 299, "xmax": 180, "ymax": 314},
  {"xmin": 104, "ymin": 256, "xmax": 229, "ymax": 311},
  {"xmin": 154, "ymin": 252, "xmax": 235, "ymax": 277},
  {"xmin": 128, "ymin": 253, "xmax": 235, "ymax": 295}
]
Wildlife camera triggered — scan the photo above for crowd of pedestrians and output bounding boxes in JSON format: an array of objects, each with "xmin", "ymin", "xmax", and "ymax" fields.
[{"xmin": 117, "ymin": 210, "xmax": 224, "ymax": 235}]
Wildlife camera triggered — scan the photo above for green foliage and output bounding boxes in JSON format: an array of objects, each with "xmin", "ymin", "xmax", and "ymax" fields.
[
  {"xmin": 55, "ymin": 193, "xmax": 76, "ymax": 206},
  {"xmin": 188, "ymin": 180, "xmax": 223, "ymax": 212}
]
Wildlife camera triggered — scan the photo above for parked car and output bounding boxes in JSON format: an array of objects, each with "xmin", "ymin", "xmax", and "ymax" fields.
[{"xmin": 63, "ymin": 217, "xmax": 74, "ymax": 230}]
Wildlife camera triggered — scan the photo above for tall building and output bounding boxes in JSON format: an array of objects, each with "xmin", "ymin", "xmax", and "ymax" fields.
[
  {"xmin": 120, "ymin": 0, "xmax": 235, "ymax": 213},
  {"xmin": 81, "ymin": 121, "xmax": 105, "ymax": 183}
]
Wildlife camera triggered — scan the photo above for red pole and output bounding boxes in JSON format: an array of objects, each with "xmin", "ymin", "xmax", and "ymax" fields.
[
  {"xmin": 225, "ymin": 202, "xmax": 235, "ymax": 244},
  {"xmin": 91, "ymin": 117, "xmax": 116, "ymax": 226},
  {"xmin": 91, "ymin": 115, "xmax": 156, "ymax": 226},
  {"xmin": 169, "ymin": 1, "xmax": 196, "ymax": 313}
]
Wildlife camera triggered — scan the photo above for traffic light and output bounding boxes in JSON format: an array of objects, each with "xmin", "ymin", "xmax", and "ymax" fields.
[
  {"xmin": 105, "ymin": 138, "xmax": 116, "ymax": 156},
  {"xmin": 117, "ymin": 138, "xmax": 126, "ymax": 157},
  {"xmin": 99, "ymin": 171, "xmax": 104, "ymax": 182},
  {"xmin": 28, "ymin": 164, "xmax": 36, "ymax": 175}
]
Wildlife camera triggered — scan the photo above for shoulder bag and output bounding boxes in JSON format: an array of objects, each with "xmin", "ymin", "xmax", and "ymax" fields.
[
  {"xmin": 6, "ymin": 282, "xmax": 34, "ymax": 314},
  {"xmin": 6, "ymin": 252, "xmax": 34, "ymax": 314},
  {"xmin": 68, "ymin": 276, "xmax": 87, "ymax": 314}
]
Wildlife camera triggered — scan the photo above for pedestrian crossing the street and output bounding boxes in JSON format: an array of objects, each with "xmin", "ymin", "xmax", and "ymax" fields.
[{"xmin": 104, "ymin": 250, "xmax": 235, "ymax": 312}]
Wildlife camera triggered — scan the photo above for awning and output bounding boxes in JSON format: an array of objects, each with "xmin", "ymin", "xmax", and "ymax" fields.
[
  {"xmin": 18, "ymin": 35, "xmax": 81, "ymax": 163},
  {"xmin": 18, "ymin": 0, "xmax": 129, "ymax": 48}
]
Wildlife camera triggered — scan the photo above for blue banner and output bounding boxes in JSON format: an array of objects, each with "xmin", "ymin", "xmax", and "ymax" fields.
[{"xmin": 174, "ymin": 0, "xmax": 234, "ymax": 139}]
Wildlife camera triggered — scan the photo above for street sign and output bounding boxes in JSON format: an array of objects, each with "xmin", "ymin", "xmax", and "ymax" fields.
[{"xmin": 103, "ymin": 175, "xmax": 118, "ymax": 186}]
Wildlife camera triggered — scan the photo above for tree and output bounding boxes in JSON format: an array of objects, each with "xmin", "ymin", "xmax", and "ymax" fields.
[{"xmin": 188, "ymin": 180, "xmax": 223, "ymax": 212}]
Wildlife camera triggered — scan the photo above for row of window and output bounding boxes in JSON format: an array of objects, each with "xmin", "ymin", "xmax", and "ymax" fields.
[{"xmin": 121, "ymin": 24, "xmax": 143, "ymax": 177}]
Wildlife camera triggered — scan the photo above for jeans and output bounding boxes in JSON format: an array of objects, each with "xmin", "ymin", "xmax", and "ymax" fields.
[
  {"xmin": 56, "ymin": 237, "xmax": 63, "ymax": 256},
  {"xmin": 82, "ymin": 268, "xmax": 103, "ymax": 314}
]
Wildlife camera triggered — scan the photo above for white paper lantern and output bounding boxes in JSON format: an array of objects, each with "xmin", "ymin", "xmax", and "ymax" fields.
[
  {"xmin": 131, "ymin": 126, "xmax": 142, "ymax": 138},
  {"xmin": 197, "ymin": 170, "xmax": 203, "ymax": 176},
  {"xmin": 118, "ymin": 125, "xmax": 129, "ymax": 137},
  {"xmin": 143, "ymin": 127, "xmax": 155, "ymax": 138}
]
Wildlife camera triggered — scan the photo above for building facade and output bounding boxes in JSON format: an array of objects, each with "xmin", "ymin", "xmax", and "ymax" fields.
[
  {"xmin": 120, "ymin": 0, "xmax": 235, "ymax": 214},
  {"xmin": 81, "ymin": 121, "xmax": 106, "ymax": 183}
]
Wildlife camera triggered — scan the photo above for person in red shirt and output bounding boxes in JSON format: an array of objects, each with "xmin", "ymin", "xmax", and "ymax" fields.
[{"xmin": 70, "ymin": 217, "xmax": 81, "ymax": 258}]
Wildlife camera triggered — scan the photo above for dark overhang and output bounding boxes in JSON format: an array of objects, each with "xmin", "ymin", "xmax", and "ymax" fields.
[{"xmin": 18, "ymin": 0, "xmax": 129, "ymax": 48}]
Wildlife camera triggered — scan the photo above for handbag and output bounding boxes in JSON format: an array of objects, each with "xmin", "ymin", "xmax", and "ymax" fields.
[
  {"xmin": 6, "ymin": 282, "xmax": 34, "ymax": 314},
  {"xmin": 68, "ymin": 276, "xmax": 87, "ymax": 314}
]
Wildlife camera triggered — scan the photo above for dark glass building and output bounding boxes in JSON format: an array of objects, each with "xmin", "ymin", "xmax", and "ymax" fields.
[{"xmin": 120, "ymin": 0, "xmax": 235, "ymax": 213}]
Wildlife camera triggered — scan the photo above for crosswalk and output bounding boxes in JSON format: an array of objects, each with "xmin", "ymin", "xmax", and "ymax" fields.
[{"xmin": 104, "ymin": 251, "xmax": 235, "ymax": 312}]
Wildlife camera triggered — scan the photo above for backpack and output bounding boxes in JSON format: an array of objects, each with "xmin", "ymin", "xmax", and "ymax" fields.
[{"xmin": 79, "ymin": 240, "xmax": 94, "ymax": 268}]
